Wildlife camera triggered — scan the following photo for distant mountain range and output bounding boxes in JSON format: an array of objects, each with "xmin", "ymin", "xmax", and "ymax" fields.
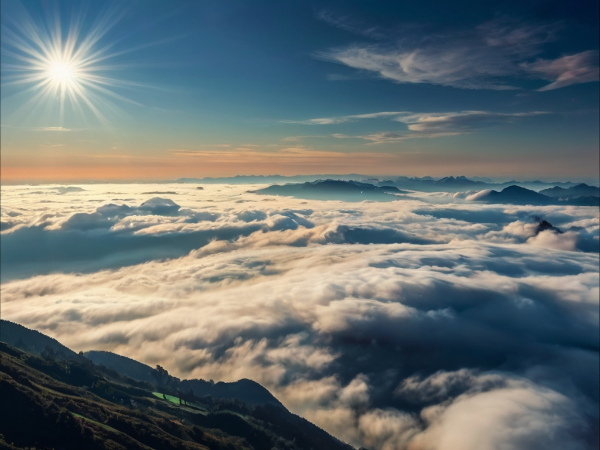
[
  {"xmin": 251, "ymin": 179, "xmax": 405, "ymax": 201},
  {"xmin": 176, "ymin": 174, "xmax": 367, "ymax": 184},
  {"xmin": 175, "ymin": 174, "xmax": 595, "ymax": 193},
  {"xmin": 539, "ymin": 183, "xmax": 600, "ymax": 199},
  {"xmin": 379, "ymin": 176, "xmax": 587, "ymax": 193},
  {"xmin": 0, "ymin": 320, "xmax": 354, "ymax": 450},
  {"xmin": 471, "ymin": 185, "xmax": 600, "ymax": 206},
  {"xmin": 248, "ymin": 179, "xmax": 599, "ymax": 206}
]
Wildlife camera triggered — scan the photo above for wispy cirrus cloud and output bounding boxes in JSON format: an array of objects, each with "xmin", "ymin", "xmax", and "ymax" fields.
[
  {"xmin": 316, "ymin": 10, "xmax": 385, "ymax": 39},
  {"xmin": 281, "ymin": 111, "xmax": 404, "ymax": 125},
  {"xmin": 0, "ymin": 125, "xmax": 78, "ymax": 132},
  {"xmin": 37, "ymin": 126, "xmax": 73, "ymax": 132},
  {"xmin": 41, "ymin": 143, "xmax": 65, "ymax": 148},
  {"xmin": 394, "ymin": 110, "xmax": 548, "ymax": 132},
  {"xmin": 317, "ymin": 17, "xmax": 598, "ymax": 91},
  {"xmin": 289, "ymin": 110, "xmax": 548, "ymax": 143},
  {"xmin": 523, "ymin": 50, "xmax": 600, "ymax": 91},
  {"xmin": 333, "ymin": 131, "xmax": 462, "ymax": 144}
]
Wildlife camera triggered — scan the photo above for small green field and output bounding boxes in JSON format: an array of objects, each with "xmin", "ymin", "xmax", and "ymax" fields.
[
  {"xmin": 152, "ymin": 391, "xmax": 208, "ymax": 414},
  {"xmin": 152, "ymin": 391, "xmax": 180, "ymax": 404}
]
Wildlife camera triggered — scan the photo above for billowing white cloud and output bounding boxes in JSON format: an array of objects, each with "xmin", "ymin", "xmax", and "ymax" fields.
[
  {"xmin": 1, "ymin": 183, "xmax": 598, "ymax": 449},
  {"xmin": 408, "ymin": 373, "xmax": 589, "ymax": 450}
]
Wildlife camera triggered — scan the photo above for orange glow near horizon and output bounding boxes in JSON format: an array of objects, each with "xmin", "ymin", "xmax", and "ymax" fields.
[{"xmin": 2, "ymin": 147, "xmax": 598, "ymax": 184}]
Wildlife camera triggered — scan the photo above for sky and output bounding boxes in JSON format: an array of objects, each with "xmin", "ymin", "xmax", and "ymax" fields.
[
  {"xmin": 1, "ymin": 0, "xmax": 599, "ymax": 181},
  {"xmin": 1, "ymin": 3, "xmax": 599, "ymax": 448}
]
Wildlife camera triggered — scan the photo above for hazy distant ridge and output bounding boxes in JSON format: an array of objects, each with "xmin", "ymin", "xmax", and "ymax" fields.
[{"xmin": 175, "ymin": 174, "xmax": 591, "ymax": 192}]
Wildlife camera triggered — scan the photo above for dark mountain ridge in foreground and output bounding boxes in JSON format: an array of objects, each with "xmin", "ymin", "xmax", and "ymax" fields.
[
  {"xmin": 84, "ymin": 350, "xmax": 283, "ymax": 408},
  {"xmin": 0, "ymin": 320, "xmax": 354, "ymax": 450},
  {"xmin": 0, "ymin": 320, "xmax": 77, "ymax": 359}
]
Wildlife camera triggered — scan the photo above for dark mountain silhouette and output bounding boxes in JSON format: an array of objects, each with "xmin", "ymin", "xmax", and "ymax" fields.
[
  {"xmin": 534, "ymin": 218, "xmax": 562, "ymax": 235},
  {"xmin": 473, "ymin": 185, "xmax": 600, "ymax": 206},
  {"xmin": 539, "ymin": 183, "xmax": 600, "ymax": 200},
  {"xmin": 474, "ymin": 185, "xmax": 554, "ymax": 204},
  {"xmin": 85, "ymin": 350, "xmax": 283, "ymax": 407},
  {"xmin": 380, "ymin": 176, "xmax": 487, "ymax": 192},
  {"xmin": 0, "ymin": 320, "xmax": 77, "ymax": 359},
  {"xmin": 251, "ymin": 179, "xmax": 403, "ymax": 201},
  {"xmin": 436, "ymin": 176, "xmax": 487, "ymax": 187},
  {"xmin": 385, "ymin": 176, "xmax": 579, "ymax": 193},
  {"xmin": 0, "ymin": 321, "xmax": 354, "ymax": 450},
  {"xmin": 84, "ymin": 350, "xmax": 157, "ymax": 384},
  {"xmin": 177, "ymin": 174, "xmax": 367, "ymax": 184},
  {"xmin": 180, "ymin": 379, "xmax": 284, "ymax": 408},
  {"xmin": 176, "ymin": 174, "xmax": 584, "ymax": 194}
]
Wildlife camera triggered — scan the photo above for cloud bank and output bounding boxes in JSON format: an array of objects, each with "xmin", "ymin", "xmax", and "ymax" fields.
[{"xmin": 1, "ymin": 183, "xmax": 598, "ymax": 449}]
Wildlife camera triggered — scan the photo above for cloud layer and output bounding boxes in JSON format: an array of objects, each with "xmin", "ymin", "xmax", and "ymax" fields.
[{"xmin": 1, "ymin": 183, "xmax": 598, "ymax": 449}]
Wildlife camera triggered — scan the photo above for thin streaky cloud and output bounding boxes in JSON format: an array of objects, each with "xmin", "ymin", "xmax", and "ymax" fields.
[
  {"xmin": 41, "ymin": 143, "xmax": 65, "ymax": 147},
  {"xmin": 523, "ymin": 50, "xmax": 600, "ymax": 91},
  {"xmin": 282, "ymin": 111, "xmax": 406, "ymax": 125},
  {"xmin": 0, "ymin": 125, "xmax": 78, "ymax": 131},
  {"xmin": 284, "ymin": 110, "xmax": 549, "ymax": 141},
  {"xmin": 316, "ymin": 10, "xmax": 385, "ymax": 39},
  {"xmin": 394, "ymin": 111, "xmax": 549, "ymax": 132},
  {"xmin": 37, "ymin": 126, "xmax": 73, "ymax": 131},
  {"xmin": 333, "ymin": 131, "xmax": 463, "ymax": 144},
  {"xmin": 317, "ymin": 18, "xmax": 597, "ymax": 91},
  {"xmin": 327, "ymin": 111, "xmax": 548, "ymax": 144}
]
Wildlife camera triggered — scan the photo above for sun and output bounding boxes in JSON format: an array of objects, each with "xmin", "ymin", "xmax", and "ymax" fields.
[
  {"xmin": 1, "ymin": 5, "xmax": 137, "ymax": 125},
  {"xmin": 47, "ymin": 59, "xmax": 78, "ymax": 87}
]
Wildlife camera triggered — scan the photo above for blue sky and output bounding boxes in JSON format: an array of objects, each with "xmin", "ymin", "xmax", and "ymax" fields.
[{"xmin": 1, "ymin": 0, "xmax": 598, "ymax": 181}]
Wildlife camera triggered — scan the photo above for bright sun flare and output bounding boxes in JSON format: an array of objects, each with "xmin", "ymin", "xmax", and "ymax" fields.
[
  {"xmin": 47, "ymin": 60, "xmax": 78, "ymax": 86},
  {"xmin": 2, "ymin": 6, "xmax": 133, "ymax": 124}
]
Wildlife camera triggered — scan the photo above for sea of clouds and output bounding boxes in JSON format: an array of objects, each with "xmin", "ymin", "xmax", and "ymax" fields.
[{"xmin": 1, "ymin": 183, "xmax": 598, "ymax": 449}]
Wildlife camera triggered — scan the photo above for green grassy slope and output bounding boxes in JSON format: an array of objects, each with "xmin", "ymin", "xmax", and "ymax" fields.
[{"xmin": 0, "ymin": 340, "xmax": 354, "ymax": 450}]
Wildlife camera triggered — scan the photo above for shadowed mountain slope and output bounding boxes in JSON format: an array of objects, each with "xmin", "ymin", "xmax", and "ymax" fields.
[
  {"xmin": 0, "ymin": 321, "xmax": 355, "ymax": 450},
  {"xmin": 84, "ymin": 350, "xmax": 157, "ymax": 384},
  {"xmin": 0, "ymin": 320, "xmax": 77, "ymax": 359},
  {"xmin": 85, "ymin": 350, "xmax": 283, "ymax": 407}
]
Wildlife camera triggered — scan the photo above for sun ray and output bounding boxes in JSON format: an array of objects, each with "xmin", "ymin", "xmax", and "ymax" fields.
[{"xmin": 1, "ymin": 2, "xmax": 136, "ymax": 126}]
